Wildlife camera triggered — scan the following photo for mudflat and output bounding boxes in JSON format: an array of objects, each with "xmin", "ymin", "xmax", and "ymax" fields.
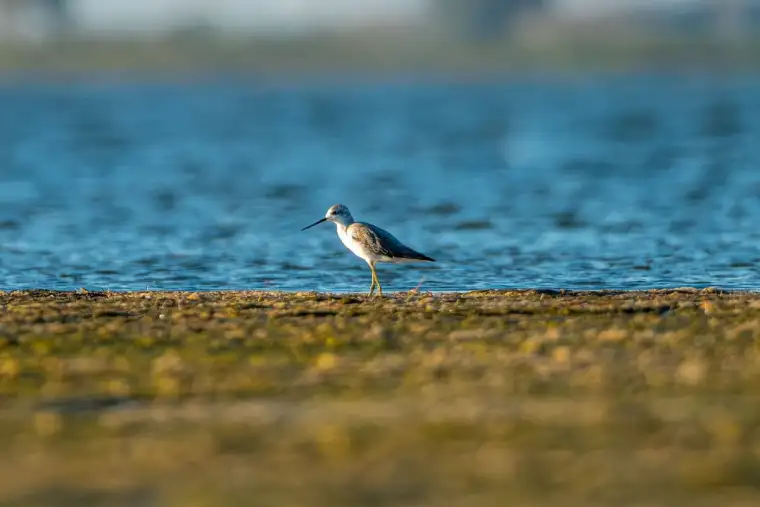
[{"xmin": 1, "ymin": 288, "xmax": 760, "ymax": 506}]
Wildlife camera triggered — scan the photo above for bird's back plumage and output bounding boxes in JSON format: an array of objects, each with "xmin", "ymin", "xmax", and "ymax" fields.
[{"xmin": 347, "ymin": 222, "xmax": 435, "ymax": 263}]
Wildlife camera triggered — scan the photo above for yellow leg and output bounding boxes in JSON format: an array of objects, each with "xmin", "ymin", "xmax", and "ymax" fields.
[
  {"xmin": 368, "ymin": 265, "xmax": 376, "ymax": 296},
  {"xmin": 371, "ymin": 264, "xmax": 383, "ymax": 296}
]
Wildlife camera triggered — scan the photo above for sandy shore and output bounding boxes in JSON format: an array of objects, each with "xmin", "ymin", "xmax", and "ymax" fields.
[{"xmin": 1, "ymin": 288, "xmax": 759, "ymax": 506}]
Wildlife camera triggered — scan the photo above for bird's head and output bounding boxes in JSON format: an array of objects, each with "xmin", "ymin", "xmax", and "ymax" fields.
[{"xmin": 302, "ymin": 204, "xmax": 354, "ymax": 231}]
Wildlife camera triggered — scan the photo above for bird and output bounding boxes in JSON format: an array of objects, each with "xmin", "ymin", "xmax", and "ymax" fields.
[{"xmin": 301, "ymin": 204, "xmax": 435, "ymax": 296}]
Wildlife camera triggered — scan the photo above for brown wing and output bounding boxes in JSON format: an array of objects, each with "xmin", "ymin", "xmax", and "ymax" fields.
[{"xmin": 348, "ymin": 223, "xmax": 435, "ymax": 261}]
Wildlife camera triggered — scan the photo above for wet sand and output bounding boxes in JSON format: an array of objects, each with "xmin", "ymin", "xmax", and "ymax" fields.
[{"xmin": 1, "ymin": 288, "xmax": 760, "ymax": 506}]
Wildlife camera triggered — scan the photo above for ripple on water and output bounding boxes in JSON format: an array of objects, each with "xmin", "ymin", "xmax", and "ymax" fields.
[
  {"xmin": 0, "ymin": 76, "xmax": 759, "ymax": 291},
  {"xmin": 452, "ymin": 220, "xmax": 495, "ymax": 231}
]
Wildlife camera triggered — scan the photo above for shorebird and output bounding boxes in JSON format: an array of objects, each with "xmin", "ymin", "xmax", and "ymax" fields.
[{"xmin": 301, "ymin": 204, "xmax": 435, "ymax": 296}]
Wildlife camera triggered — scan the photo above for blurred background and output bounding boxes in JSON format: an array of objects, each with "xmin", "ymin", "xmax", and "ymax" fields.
[
  {"xmin": 0, "ymin": 0, "xmax": 759, "ymax": 291},
  {"xmin": 3, "ymin": 3, "xmax": 760, "ymax": 507}
]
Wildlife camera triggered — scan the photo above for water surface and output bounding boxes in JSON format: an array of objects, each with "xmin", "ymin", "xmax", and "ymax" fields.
[{"xmin": 1, "ymin": 74, "xmax": 759, "ymax": 291}]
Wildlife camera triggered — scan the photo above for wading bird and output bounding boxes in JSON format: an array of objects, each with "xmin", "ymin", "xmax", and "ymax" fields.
[{"xmin": 301, "ymin": 204, "xmax": 435, "ymax": 296}]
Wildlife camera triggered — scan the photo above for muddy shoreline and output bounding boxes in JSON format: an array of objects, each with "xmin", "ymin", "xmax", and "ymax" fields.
[
  {"xmin": 2, "ymin": 288, "xmax": 760, "ymax": 506},
  {"xmin": 1, "ymin": 286, "xmax": 758, "ymax": 400}
]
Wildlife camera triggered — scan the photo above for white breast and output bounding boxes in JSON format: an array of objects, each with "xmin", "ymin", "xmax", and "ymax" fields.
[{"xmin": 337, "ymin": 224, "xmax": 370, "ymax": 263}]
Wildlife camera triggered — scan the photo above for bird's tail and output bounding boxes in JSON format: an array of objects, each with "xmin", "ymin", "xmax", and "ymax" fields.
[{"xmin": 407, "ymin": 250, "xmax": 435, "ymax": 262}]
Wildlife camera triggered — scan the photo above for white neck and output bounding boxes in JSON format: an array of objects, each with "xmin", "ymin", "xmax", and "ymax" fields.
[{"xmin": 331, "ymin": 214, "xmax": 355, "ymax": 228}]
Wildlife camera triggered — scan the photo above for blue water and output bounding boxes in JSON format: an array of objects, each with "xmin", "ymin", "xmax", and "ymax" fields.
[{"xmin": 1, "ymin": 74, "xmax": 759, "ymax": 292}]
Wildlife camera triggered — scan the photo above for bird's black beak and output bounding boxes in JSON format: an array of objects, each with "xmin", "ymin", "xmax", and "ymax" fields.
[{"xmin": 301, "ymin": 217, "xmax": 327, "ymax": 231}]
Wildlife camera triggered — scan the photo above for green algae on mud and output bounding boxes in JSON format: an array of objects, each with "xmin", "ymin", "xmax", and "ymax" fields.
[{"xmin": 2, "ymin": 288, "xmax": 760, "ymax": 506}]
